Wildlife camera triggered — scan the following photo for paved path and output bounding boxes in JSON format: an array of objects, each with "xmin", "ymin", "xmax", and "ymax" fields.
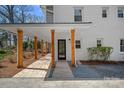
[
  {"xmin": 52, "ymin": 61, "xmax": 74, "ymax": 79},
  {"xmin": 0, "ymin": 78, "xmax": 124, "ymax": 88},
  {"xmin": 13, "ymin": 54, "xmax": 51, "ymax": 79}
]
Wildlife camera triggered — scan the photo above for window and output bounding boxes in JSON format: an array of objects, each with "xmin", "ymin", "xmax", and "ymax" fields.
[
  {"xmin": 8, "ymin": 33, "xmax": 11, "ymax": 41},
  {"xmin": 74, "ymin": 8, "xmax": 82, "ymax": 22},
  {"xmin": 102, "ymin": 7, "xmax": 108, "ymax": 18},
  {"xmin": 46, "ymin": 11, "xmax": 53, "ymax": 23},
  {"xmin": 102, "ymin": 9, "xmax": 107, "ymax": 18},
  {"xmin": 97, "ymin": 38, "xmax": 103, "ymax": 47},
  {"xmin": 120, "ymin": 39, "xmax": 124, "ymax": 52},
  {"xmin": 75, "ymin": 40, "xmax": 81, "ymax": 48},
  {"xmin": 118, "ymin": 7, "xmax": 124, "ymax": 18},
  {"xmin": 46, "ymin": 5, "xmax": 53, "ymax": 11}
]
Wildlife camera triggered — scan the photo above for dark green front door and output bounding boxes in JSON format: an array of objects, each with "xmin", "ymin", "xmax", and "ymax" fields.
[{"xmin": 58, "ymin": 39, "xmax": 66, "ymax": 60}]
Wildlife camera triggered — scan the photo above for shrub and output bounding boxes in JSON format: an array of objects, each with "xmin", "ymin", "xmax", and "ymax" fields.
[
  {"xmin": 0, "ymin": 50, "xmax": 14, "ymax": 61},
  {"xmin": 28, "ymin": 40, "xmax": 34, "ymax": 51},
  {"xmin": 87, "ymin": 47, "xmax": 113, "ymax": 61},
  {"xmin": 23, "ymin": 41, "xmax": 28, "ymax": 51},
  {"xmin": 0, "ymin": 54, "xmax": 5, "ymax": 61},
  {"xmin": 0, "ymin": 50, "xmax": 6, "ymax": 54},
  {"xmin": 37, "ymin": 41, "xmax": 41, "ymax": 49},
  {"xmin": 23, "ymin": 40, "xmax": 34, "ymax": 52},
  {"xmin": 7, "ymin": 50, "xmax": 14, "ymax": 55}
]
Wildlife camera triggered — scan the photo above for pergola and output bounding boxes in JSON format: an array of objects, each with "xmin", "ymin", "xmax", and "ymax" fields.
[{"xmin": 0, "ymin": 23, "xmax": 91, "ymax": 68}]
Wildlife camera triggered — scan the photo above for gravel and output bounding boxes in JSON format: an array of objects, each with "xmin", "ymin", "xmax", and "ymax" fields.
[{"xmin": 68, "ymin": 61, "xmax": 124, "ymax": 80}]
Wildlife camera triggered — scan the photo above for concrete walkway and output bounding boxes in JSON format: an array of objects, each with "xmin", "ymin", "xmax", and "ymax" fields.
[
  {"xmin": 52, "ymin": 61, "xmax": 74, "ymax": 79},
  {"xmin": 0, "ymin": 78, "xmax": 124, "ymax": 88},
  {"xmin": 13, "ymin": 54, "xmax": 51, "ymax": 79}
]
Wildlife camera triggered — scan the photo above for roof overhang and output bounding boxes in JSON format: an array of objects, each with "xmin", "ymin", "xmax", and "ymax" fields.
[{"xmin": 0, "ymin": 22, "xmax": 92, "ymax": 42}]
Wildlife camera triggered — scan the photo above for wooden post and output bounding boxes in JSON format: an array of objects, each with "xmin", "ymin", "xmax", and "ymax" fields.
[
  {"xmin": 46, "ymin": 42, "xmax": 48, "ymax": 54},
  {"xmin": 51, "ymin": 30, "xmax": 55, "ymax": 68},
  {"xmin": 41, "ymin": 40, "xmax": 44, "ymax": 56},
  {"xmin": 48, "ymin": 42, "xmax": 50, "ymax": 53},
  {"xmin": 71, "ymin": 29, "xmax": 75, "ymax": 66},
  {"xmin": 34, "ymin": 36, "xmax": 38, "ymax": 60},
  {"xmin": 17, "ymin": 29, "xmax": 23, "ymax": 68}
]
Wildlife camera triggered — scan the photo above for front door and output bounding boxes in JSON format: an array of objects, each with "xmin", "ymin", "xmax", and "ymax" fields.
[{"xmin": 58, "ymin": 39, "xmax": 66, "ymax": 60}]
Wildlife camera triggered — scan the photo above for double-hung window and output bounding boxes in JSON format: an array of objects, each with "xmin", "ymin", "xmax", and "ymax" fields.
[
  {"xmin": 74, "ymin": 8, "xmax": 82, "ymax": 22},
  {"xmin": 97, "ymin": 38, "xmax": 103, "ymax": 47},
  {"xmin": 118, "ymin": 7, "xmax": 124, "ymax": 18},
  {"xmin": 120, "ymin": 39, "xmax": 124, "ymax": 52},
  {"xmin": 102, "ymin": 7, "xmax": 108, "ymax": 18},
  {"xmin": 75, "ymin": 40, "xmax": 81, "ymax": 49}
]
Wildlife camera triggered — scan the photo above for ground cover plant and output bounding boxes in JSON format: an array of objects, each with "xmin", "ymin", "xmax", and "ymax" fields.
[{"xmin": 87, "ymin": 46, "xmax": 113, "ymax": 61}]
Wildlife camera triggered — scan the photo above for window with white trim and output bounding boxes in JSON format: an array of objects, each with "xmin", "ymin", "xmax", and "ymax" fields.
[
  {"xmin": 97, "ymin": 38, "xmax": 103, "ymax": 47},
  {"xmin": 75, "ymin": 40, "xmax": 81, "ymax": 48},
  {"xmin": 102, "ymin": 7, "xmax": 108, "ymax": 18},
  {"xmin": 118, "ymin": 7, "xmax": 124, "ymax": 18},
  {"xmin": 120, "ymin": 39, "xmax": 124, "ymax": 52},
  {"xmin": 74, "ymin": 8, "xmax": 82, "ymax": 22}
]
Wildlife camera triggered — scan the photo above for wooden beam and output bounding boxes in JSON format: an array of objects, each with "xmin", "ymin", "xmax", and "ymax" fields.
[
  {"xmin": 46, "ymin": 42, "xmax": 48, "ymax": 54},
  {"xmin": 34, "ymin": 36, "xmax": 38, "ymax": 60},
  {"xmin": 41, "ymin": 40, "xmax": 44, "ymax": 56},
  {"xmin": 17, "ymin": 29, "xmax": 23, "ymax": 68},
  {"xmin": 51, "ymin": 29, "xmax": 55, "ymax": 68},
  {"xmin": 48, "ymin": 42, "xmax": 51, "ymax": 53},
  {"xmin": 71, "ymin": 29, "xmax": 75, "ymax": 66}
]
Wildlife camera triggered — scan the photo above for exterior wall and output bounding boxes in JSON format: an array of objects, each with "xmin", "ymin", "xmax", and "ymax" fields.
[
  {"xmin": 54, "ymin": 6, "xmax": 74, "ymax": 23},
  {"xmin": 53, "ymin": 5, "xmax": 124, "ymax": 61},
  {"xmin": 54, "ymin": 31, "xmax": 71, "ymax": 61},
  {"xmin": 41, "ymin": 5, "xmax": 54, "ymax": 23},
  {"xmin": 1, "ymin": 5, "xmax": 124, "ymax": 61}
]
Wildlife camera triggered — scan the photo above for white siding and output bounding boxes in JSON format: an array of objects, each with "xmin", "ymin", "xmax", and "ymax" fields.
[{"xmin": 53, "ymin": 5, "xmax": 124, "ymax": 61}]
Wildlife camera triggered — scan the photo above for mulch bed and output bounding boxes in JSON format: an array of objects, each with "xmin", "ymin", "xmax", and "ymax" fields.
[
  {"xmin": 0, "ymin": 54, "xmax": 41, "ymax": 78},
  {"xmin": 80, "ymin": 60, "xmax": 124, "ymax": 65}
]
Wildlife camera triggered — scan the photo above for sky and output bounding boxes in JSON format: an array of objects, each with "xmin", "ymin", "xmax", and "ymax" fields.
[
  {"xmin": 32, "ymin": 5, "xmax": 45, "ymax": 22},
  {"xmin": 0, "ymin": 5, "xmax": 45, "ymax": 23}
]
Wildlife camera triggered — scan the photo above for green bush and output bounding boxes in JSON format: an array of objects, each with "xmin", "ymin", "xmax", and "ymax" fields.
[
  {"xmin": 7, "ymin": 50, "xmax": 14, "ymax": 55},
  {"xmin": 37, "ymin": 41, "xmax": 41, "ymax": 49},
  {"xmin": 23, "ymin": 41, "xmax": 28, "ymax": 51},
  {"xmin": 0, "ymin": 54, "xmax": 5, "ymax": 61},
  {"xmin": 0, "ymin": 50, "xmax": 6, "ymax": 54},
  {"xmin": 0, "ymin": 50, "xmax": 14, "ymax": 61},
  {"xmin": 87, "ymin": 46, "xmax": 113, "ymax": 61},
  {"xmin": 28, "ymin": 40, "xmax": 34, "ymax": 51},
  {"xmin": 23, "ymin": 40, "xmax": 34, "ymax": 51}
]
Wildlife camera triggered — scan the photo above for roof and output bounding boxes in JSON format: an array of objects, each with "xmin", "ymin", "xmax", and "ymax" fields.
[
  {"xmin": 0, "ymin": 22, "xmax": 92, "ymax": 25},
  {"xmin": 0, "ymin": 22, "xmax": 93, "ymax": 42}
]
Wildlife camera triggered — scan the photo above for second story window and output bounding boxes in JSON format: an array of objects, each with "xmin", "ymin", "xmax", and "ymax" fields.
[
  {"xmin": 74, "ymin": 8, "xmax": 82, "ymax": 22},
  {"xmin": 118, "ymin": 7, "xmax": 124, "ymax": 18},
  {"xmin": 102, "ymin": 7, "xmax": 108, "ymax": 18},
  {"xmin": 46, "ymin": 5, "xmax": 53, "ymax": 11}
]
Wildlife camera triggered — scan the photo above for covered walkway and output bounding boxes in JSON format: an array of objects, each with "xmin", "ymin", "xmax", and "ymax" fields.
[
  {"xmin": 52, "ymin": 61, "xmax": 74, "ymax": 79},
  {"xmin": 0, "ymin": 23, "xmax": 91, "ymax": 68},
  {"xmin": 13, "ymin": 54, "xmax": 51, "ymax": 79}
]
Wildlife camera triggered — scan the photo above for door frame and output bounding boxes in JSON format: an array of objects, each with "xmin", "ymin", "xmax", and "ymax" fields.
[{"xmin": 58, "ymin": 39, "xmax": 66, "ymax": 60}]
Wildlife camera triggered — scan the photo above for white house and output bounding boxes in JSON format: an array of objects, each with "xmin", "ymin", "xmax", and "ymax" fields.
[
  {"xmin": 0, "ymin": 5, "xmax": 124, "ymax": 68},
  {"xmin": 41, "ymin": 5, "xmax": 124, "ymax": 62}
]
